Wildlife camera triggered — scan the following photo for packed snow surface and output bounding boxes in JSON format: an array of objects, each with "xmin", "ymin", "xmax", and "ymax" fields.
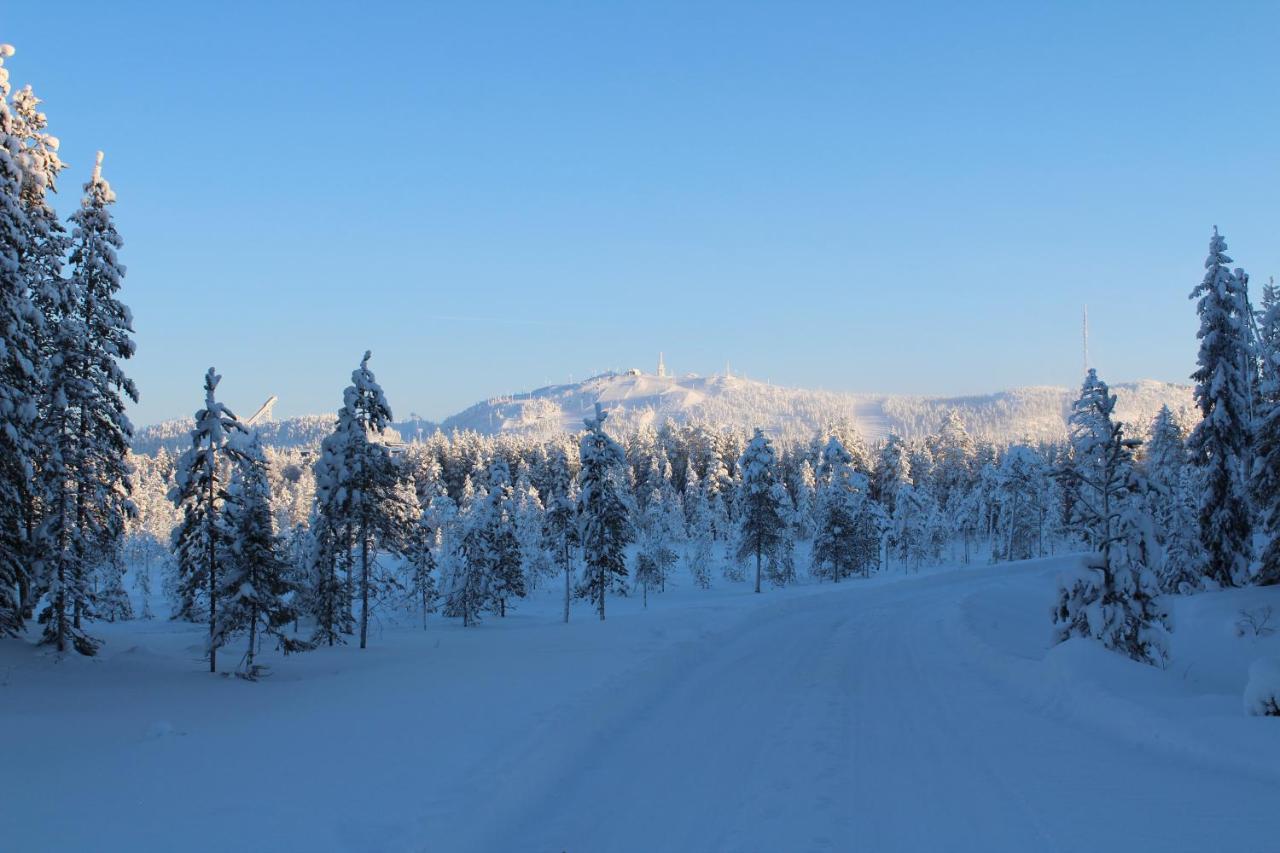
[{"xmin": 5, "ymin": 556, "xmax": 1279, "ymax": 852}]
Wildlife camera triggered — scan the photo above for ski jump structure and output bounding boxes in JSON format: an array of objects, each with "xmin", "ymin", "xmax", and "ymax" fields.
[{"xmin": 245, "ymin": 395, "xmax": 278, "ymax": 427}]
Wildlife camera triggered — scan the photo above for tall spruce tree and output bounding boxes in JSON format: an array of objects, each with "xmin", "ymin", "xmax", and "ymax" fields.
[
  {"xmin": 0, "ymin": 45, "xmax": 42, "ymax": 638},
  {"xmin": 1187, "ymin": 228, "xmax": 1254, "ymax": 587},
  {"xmin": 541, "ymin": 447, "xmax": 579, "ymax": 622},
  {"xmin": 14, "ymin": 75, "xmax": 67, "ymax": 627},
  {"xmin": 38, "ymin": 152, "xmax": 138, "ymax": 655},
  {"xmin": 735, "ymin": 428, "xmax": 787, "ymax": 594},
  {"xmin": 871, "ymin": 433, "xmax": 911, "ymax": 518},
  {"xmin": 634, "ymin": 485, "xmax": 679, "ymax": 604},
  {"xmin": 483, "ymin": 459, "xmax": 525, "ymax": 617},
  {"xmin": 576, "ymin": 404, "xmax": 631, "ymax": 620},
  {"xmin": 933, "ymin": 410, "xmax": 975, "ymax": 511},
  {"xmin": 169, "ymin": 369, "xmax": 246, "ymax": 672},
  {"xmin": 1252, "ymin": 289, "xmax": 1280, "ymax": 585},
  {"xmin": 1256, "ymin": 277, "xmax": 1280, "ymax": 402},
  {"xmin": 447, "ymin": 498, "xmax": 489, "ymax": 627},
  {"xmin": 307, "ymin": 430, "xmax": 351, "ymax": 644},
  {"xmin": 813, "ymin": 436, "xmax": 880, "ymax": 582},
  {"xmin": 313, "ymin": 352, "xmax": 405, "ymax": 649}
]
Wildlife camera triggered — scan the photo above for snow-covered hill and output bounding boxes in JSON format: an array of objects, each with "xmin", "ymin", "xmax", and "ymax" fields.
[
  {"xmin": 438, "ymin": 371, "xmax": 1195, "ymax": 445},
  {"xmin": 133, "ymin": 372, "xmax": 1196, "ymax": 453}
]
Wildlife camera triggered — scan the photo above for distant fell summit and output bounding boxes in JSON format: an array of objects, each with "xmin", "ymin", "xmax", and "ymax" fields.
[{"xmin": 135, "ymin": 371, "xmax": 1195, "ymax": 454}]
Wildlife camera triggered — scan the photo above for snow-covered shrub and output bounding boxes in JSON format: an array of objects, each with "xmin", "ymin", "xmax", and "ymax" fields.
[
  {"xmin": 1234, "ymin": 606, "xmax": 1276, "ymax": 639},
  {"xmin": 1243, "ymin": 658, "xmax": 1280, "ymax": 717},
  {"xmin": 1053, "ymin": 553, "xmax": 1171, "ymax": 668}
]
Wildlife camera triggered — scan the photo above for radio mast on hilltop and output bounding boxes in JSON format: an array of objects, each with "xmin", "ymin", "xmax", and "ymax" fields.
[
  {"xmin": 1082, "ymin": 304, "xmax": 1090, "ymax": 376},
  {"xmin": 657, "ymin": 352, "xmax": 668, "ymax": 378}
]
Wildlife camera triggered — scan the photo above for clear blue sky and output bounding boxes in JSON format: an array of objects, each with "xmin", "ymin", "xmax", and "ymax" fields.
[{"xmin": 8, "ymin": 1, "xmax": 1279, "ymax": 425}]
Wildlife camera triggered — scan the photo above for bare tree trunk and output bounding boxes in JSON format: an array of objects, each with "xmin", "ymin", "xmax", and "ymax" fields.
[
  {"xmin": 754, "ymin": 544, "xmax": 762, "ymax": 594},
  {"xmin": 344, "ymin": 524, "xmax": 354, "ymax": 634},
  {"xmin": 359, "ymin": 532, "xmax": 370, "ymax": 649},
  {"xmin": 54, "ymin": 564, "xmax": 66, "ymax": 653},
  {"xmin": 598, "ymin": 563, "xmax": 605, "ymax": 621},
  {"xmin": 208, "ymin": 468, "xmax": 217, "ymax": 674},
  {"xmin": 563, "ymin": 542, "xmax": 571, "ymax": 624},
  {"xmin": 246, "ymin": 601, "xmax": 257, "ymax": 672}
]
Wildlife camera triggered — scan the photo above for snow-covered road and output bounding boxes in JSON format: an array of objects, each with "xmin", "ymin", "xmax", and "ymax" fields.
[
  {"xmin": 461, "ymin": 565, "xmax": 1276, "ymax": 852},
  {"xmin": 6, "ymin": 559, "xmax": 1279, "ymax": 852}
]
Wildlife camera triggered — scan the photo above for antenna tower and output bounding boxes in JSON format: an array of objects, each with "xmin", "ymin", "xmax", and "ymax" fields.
[{"xmin": 1082, "ymin": 304, "xmax": 1090, "ymax": 376}]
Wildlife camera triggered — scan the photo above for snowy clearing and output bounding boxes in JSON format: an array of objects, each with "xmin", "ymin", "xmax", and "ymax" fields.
[{"xmin": 5, "ymin": 556, "xmax": 1280, "ymax": 853}]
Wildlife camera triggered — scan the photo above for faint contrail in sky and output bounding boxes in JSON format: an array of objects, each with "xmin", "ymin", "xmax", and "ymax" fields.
[{"xmin": 420, "ymin": 314, "xmax": 561, "ymax": 327}]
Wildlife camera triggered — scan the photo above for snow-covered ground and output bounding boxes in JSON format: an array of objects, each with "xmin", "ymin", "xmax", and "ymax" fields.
[{"xmin": 5, "ymin": 556, "xmax": 1280, "ymax": 852}]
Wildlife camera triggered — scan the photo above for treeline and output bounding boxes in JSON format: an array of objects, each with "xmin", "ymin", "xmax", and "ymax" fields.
[
  {"xmin": 124, "ymin": 355, "xmax": 1187, "ymax": 677},
  {"xmin": 120, "ymin": 231, "xmax": 1280, "ymax": 676}
]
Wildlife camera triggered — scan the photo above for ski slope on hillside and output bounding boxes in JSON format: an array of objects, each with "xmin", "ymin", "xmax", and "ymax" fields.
[{"xmin": 5, "ymin": 559, "xmax": 1277, "ymax": 852}]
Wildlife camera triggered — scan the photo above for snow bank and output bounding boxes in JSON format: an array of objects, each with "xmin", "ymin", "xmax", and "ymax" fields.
[
  {"xmin": 954, "ymin": 556, "xmax": 1280, "ymax": 780},
  {"xmin": 1244, "ymin": 658, "xmax": 1280, "ymax": 717}
]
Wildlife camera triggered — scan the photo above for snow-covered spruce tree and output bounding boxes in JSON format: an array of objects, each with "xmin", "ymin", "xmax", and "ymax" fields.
[
  {"xmin": 513, "ymin": 471, "xmax": 550, "ymax": 590},
  {"xmin": 1053, "ymin": 369, "xmax": 1170, "ymax": 666},
  {"xmin": 814, "ymin": 438, "xmax": 865, "ymax": 578},
  {"xmin": 1159, "ymin": 466, "xmax": 1205, "ymax": 594},
  {"xmin": 169, "ymin": 369, "xmax": 247, "ymax": 672},
  {"xmin": 37, "ymin": 152, "xmax": 139, "ymax": 655},
  {"xmin": 790, "ymin": 457, "xmax": 817, "ymax": 540},
  {"xmin": 0, "ymin": 45, "xmax": 44, "ymax": 638},
  {"xmin": 542, "ymin": 455, "xmax": 579, "ymax": 622},
  {"xmin": 307, "ymin": 433, "xmax": 351, "ymax": 645},
  {"xmin": 892, "ymin": 484, "xmax": 931, "ymax": 572},
  {"xmin": 576, "ymin": 404, "xmax": 632, "ymax": 621},
  {"xmin": 1251, "ymin": 277, "xmax": 1280, "ymax": 587},
  {"xmin": 734, "ymin": 428, "xmax": 788, "ymax": 594},
  {"xmin": 449, "ymin": 493, "xmax": 492, "ymax": 627},
  {"xmin": 1256, "ymin": 277, "xmax": 1280, "ymax": 402},
  {"xmin": 764, "ymin": 481, "xmax": 798, "ymax": 586},
  {"xmin": 14, "ymin": 73, "xmax": 68, "ymax": 627},
  {"xmin": 932, "ymin": 410, "xmax": 975, "ymax": 511},
  {"xmin": 213, "ymin": 433, "xmax": 310, "ymax": 677},
  {"xmin": 951, "ymin": 484, "xmax": 985, "ymax": 564},
  {"xmin": 634, "ymin": 485, "xmax": 679, "ymax": 605},
  {"xmin": 94, "ymin": 546, "xmax": 132, "ymax": 623},
  {"xmin": 134, "ymin": 557, "xmax": 154, "ymax": 620},
  {"xmin": 695, "ymin": 433, "xmax": 732, "ymax": 540},
  {"xmin": 1143, "ymin": 407, "xmax": 1203, "ymax": 592},
  {"xmin": 315, "ymin": 352, "xmax": 407, "ymax": 649},
  {"xmin": 1252, "ymin": 313, "xmax": 1280, "ymax": 586},
  {"xmin": 871, "ymin": 433, "xmax": 911, "ymax": 519},
  {"xmin": 1188, "ymin": 228, "xmax": 1254, "ymax": 588},
  {"xmin": 405, "ymin": 506, "xmax": 439, "ymax": 629},
  {"xmin": 482, "ymin": 459, "xmax": 525, "ymax": 617},
  {"xmin": 683, "ymin": 471, "xmax": 714, "ymax": 589},
  {"xmin": 991, "ymin": 446, "xmax": 1047, "ymax": 562}
]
